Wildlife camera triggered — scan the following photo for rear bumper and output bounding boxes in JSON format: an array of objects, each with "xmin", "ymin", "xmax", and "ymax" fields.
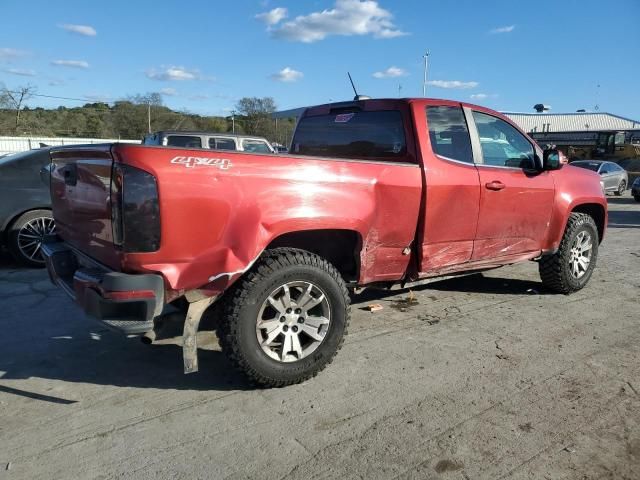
[{"xmin": 42, "ymin": 239, "xmax": 165, "ymax": 334}]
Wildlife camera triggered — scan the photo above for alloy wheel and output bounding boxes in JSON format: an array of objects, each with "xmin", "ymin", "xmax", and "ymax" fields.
[
  {"xmin": 256, "ymin": 281, "xmax": 331, "ymax": 363},
  {"xmin": 17, "ymin": 216, "xmax": 55, "ymax": 264},
  {"xmin": 568, "ymin": 230, "xmax": 592, "ymax": 279}
]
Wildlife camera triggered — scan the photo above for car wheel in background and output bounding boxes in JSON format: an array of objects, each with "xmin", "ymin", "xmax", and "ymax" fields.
[
  {"xmin": 615, "ymin": 180, "xmax": 626, "ymax": 196},
  {"xmin": 7, "ymin": 210, "xmax": 55, "ymax": 267},
  {"xmin": 538, "ymin": 213, "xmax": 599, "ymax": 294},
  {"xmin": 634, "ymin": 195, "xmax": 640, "ymax": 203},
  {"xmin": 217, "ymin": 248, "xmax": 350, "ymax": 387}
]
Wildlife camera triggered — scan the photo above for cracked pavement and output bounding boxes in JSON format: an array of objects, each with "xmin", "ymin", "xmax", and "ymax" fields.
[{"xmin": 0, "ymin": 195, "xmax": 639, "ymax": 479}]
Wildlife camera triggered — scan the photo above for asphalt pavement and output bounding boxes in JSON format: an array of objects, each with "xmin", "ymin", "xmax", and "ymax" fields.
[{"xmin": 0, "ymin": 195, "xmax": 639, "ymax": 479}]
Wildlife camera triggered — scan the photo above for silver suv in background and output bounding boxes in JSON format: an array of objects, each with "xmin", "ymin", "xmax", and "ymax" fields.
[
  {"xmin": 571, "ymin": 160, "xmax": 629, "ymax": 196},
  {"xmin": 142, "ymin": 131, "xmax": 275, "ymax": 154}
]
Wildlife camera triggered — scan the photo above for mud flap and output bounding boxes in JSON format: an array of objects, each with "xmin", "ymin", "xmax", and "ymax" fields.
[{"xmin": 182, "ymin": 295, "xmax": 217, "ymax": 374}]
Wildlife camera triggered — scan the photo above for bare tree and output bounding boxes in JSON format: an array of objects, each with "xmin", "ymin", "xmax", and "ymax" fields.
[{"xmin": 1, "ymin": 84, "xmax": 36, "ymax": 133}]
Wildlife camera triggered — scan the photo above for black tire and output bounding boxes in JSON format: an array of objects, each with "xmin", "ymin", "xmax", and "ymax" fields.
[
  {"xmin": 539, "ymin": 213, "xmax": 599, "ymax": 294},
  {"xmin": 6, "ymin": 210, "xmax": 55, "ymax": 268},
  {"xmin": 614, "ymin": 180, "xmax": 626, "ymax": 196},
  {"xmin": 634, "ymin": 195, "xmax": 640, "ymax": 203},
  {"xmin": 217, "ymin": 248, "xmax": 350, "ymax": 387}
]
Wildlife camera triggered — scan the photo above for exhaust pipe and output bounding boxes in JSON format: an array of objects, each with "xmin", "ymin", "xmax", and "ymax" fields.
[{"xmin": 141, "ymin": 329, "xmax": 156, "ymax": 345}]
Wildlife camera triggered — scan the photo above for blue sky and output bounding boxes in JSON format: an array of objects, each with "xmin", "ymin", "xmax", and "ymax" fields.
[{"xmin": 1, "ymin": 0, "xmax": 639, "ymax": 119}]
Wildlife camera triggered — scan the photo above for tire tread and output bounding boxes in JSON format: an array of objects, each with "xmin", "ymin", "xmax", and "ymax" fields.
[
  {"xmin": 539, "ymin": 212, "xmax": 597, "ymax": 294},
  {"xmin": 217, "ymin": 247, "xmax": 350, "ymax": 387}
]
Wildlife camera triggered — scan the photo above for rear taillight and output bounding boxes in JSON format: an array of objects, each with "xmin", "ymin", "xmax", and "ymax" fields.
[{"xmin": 110, "ymin": 163, "xmax": 161, "ymax": 252}]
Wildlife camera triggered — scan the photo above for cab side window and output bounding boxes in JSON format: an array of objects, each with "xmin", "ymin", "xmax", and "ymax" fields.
[
  {"xmin": 426, "ymin": 106, "xmax": 473, "ymax": 164},
  {"xmin": 472, "ymin": 111, "xmax": 535, "ymax": 169}
]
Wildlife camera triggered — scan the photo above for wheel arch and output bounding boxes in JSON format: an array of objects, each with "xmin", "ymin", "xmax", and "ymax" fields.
[
  {"xmin": 571, "ymin": 203, "xmax": 606, "ymax": 243},
  {"xmin": 265, "ymin": 229, "xmax": 363, "ymax": 283}
]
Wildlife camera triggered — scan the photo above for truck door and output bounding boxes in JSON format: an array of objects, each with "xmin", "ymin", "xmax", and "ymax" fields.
[
  {"xmin": 417, "ymin": 103, "xmax": 481, "ymax": 272},
  {"xmin": 468, "ymin": 110, "xmax": 554, "ymax": 260}
]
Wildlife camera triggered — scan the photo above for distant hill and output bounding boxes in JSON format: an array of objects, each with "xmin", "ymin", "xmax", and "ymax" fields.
[{"xmin": 0, "ymin": 96, "xmax": 296, "ymax": 146}]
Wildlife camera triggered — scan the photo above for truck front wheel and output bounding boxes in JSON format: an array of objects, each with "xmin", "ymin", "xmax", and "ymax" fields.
[
  {"xmin": 218, "ymin": 248, "xmax": 350, "ymax": 387},
  {"xmin": 538, "ymin": 213, "xmax": 599, "ymax": 294}
]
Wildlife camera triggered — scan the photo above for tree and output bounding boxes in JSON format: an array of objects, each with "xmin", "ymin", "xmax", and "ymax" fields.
[
  {"xmin": 1, "ymin": 84, "xmax": 36, "ymax": 133},
  {"xmin": 235, "ymin": 97, "xmax": 277, "ymax": 138}
]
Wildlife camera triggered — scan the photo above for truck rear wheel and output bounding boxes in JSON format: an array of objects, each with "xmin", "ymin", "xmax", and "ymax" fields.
[
  {"xmin": 218, "ymin": 248, "xmax": 350, "ymax": 387},
  {"xmin": 538, "ymin": 213, "xmax": 599, "ymax": 294}
]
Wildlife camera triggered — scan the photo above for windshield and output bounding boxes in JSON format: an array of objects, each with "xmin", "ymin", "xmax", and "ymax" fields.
[
  {"xmin": 571, "ymin": 161, "xmax": 601, "ymax": 172},
  {"xmin": 291, "ymin": 110, "xmax": 407, "ymax": 160}
]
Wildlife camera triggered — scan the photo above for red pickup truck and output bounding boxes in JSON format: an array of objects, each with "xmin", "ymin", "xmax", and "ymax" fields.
[{"xmin": 42, "ymin": 98, "xmax": 607, "ymax": 387}]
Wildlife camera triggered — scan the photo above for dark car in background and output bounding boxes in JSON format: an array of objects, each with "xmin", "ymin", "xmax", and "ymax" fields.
[
  {"xmin": 0, "ymin": 148, "xmax": 55, "ymax": 266},
  {"xmin": 571, "ymin": 160, "xmax": 628, "ymax": 196}
]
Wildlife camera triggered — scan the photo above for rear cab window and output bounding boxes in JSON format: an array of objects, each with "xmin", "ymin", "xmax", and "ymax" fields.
[{"xmin": 292, "ymin": 110, "xmax": 408, "ymax": 161}]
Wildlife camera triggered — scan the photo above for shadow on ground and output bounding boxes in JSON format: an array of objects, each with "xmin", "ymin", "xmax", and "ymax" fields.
[
  {"xmin": 607, "ymin": 209, "xmax": 640, "ymax": 228},
  {"xmin": 353, "ymin": 273, "xmax": 546, "ymax": 304},
  {"xmin": 607, "ymin": 196, "xmax": 639, "ymax": 206}
]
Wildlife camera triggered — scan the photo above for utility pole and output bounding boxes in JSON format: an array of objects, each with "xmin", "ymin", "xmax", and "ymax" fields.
[
  {"xmin": 147, "ymin": 101, "xmax": 151, "ymax": 133},
  {"xmin": 398, "ymin": 83, "xmax": 402, "ymax": 98},
  {"xmin": 422, "ymin": 50, "xmax": 430, "ymax": 97},
  {"xmin": 231, "ymin": 110, "xmax": 236, "ymax": 133}
]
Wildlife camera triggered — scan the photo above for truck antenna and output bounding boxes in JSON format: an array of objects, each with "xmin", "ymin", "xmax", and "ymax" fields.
[{"xmin": 347, "ymin": 72, "xmax": 371, "ymax": 101}]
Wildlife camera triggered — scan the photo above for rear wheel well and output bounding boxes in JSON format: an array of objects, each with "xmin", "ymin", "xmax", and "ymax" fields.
[
  {"xmin": 571, "ymin": 203, "xmax": 605, "ymax": 242},
  {"xmin": 266, "ymin": 229, "xmax": 361, "ymax": 282}
]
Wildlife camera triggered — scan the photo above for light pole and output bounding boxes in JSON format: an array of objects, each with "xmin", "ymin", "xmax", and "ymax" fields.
[
  {"xmin": 422, "ymin": 50, "xmax": 430, "ymax": 97},
  {"xmin": 231, "ymin": 110, "xmax": 236, "ymax": 133}
]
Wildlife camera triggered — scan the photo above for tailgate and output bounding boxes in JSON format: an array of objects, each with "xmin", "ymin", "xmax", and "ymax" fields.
[{"xmin": 49, "ymin": 144, "xmax": 121, "ymax": 269}]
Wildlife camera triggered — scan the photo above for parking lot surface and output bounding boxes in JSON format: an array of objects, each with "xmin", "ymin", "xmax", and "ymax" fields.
[{"xmin": 0, "ymin": 196, "xmax": 639, "ymax": 480}]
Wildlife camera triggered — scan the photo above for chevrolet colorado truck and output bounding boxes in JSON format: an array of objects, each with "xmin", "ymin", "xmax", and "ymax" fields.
[{"xmin": 42, "ymin": 98, "xmax": 607, "ymax": 387}]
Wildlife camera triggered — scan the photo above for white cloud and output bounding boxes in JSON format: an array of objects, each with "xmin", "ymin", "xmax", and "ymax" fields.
[
  {"xmin": 372, "ymin": 66, "xmax": 407, "ymax": 78},
  {"xmin": 58, "ymin": 23, "xmax": 97, "ymax": 36},
  {"xmin": 270, "ymin": 0, "xmax": 407, "ymax": 43},
  {"xmin": 0, "ymin": 48, "xmax": 29, "ymax": 60},
  {"xmin": 270, "ymin": 67, "xmax": 303, "ymax": 82},
  {"xmin": 470, "ymin": 93, "xmax": 488, "ymax": 100},
  {"xmin": 5, "ymin": 68, "xmax": 36, "ymax": 77},
  {"xmin": 146, "ymin": 66, "xmax": 203, "ymax": 81},
  {"xmin": 427, "ymin": 80, "xmax": 478, "ymax": 89},
  {"xmin": 51, "ymin": 59, "xmax": 90, "ymax": 68},
  {"xmin": 160, "ymin": 87, "xmax": 177, "ymax": 96},
  {"xmin": 188, "ymin": 94, "xmax": 210, "ymax": 101},
  {"xmin": 490, "ymin": 25, "xmax": 515, "ymax": 34},
  {"xmin": 256, "ymin": 7, "xmax": 288, "ymax": 26},
  {"xmin": 83, "ymin": 94, "xmax": 112, "ymax": 102}
]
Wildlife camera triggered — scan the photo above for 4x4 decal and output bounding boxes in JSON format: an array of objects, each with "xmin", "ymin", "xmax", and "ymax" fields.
[{"xmin": 171, "ymin": 156, "xmax": 232, "ymax": 169}]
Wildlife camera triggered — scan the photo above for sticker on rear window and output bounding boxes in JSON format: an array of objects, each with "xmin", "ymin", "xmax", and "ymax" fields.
[
  {"xmin": 170, "ymin": 156, "xmax": 232, "ymax": 169},
  {"xmin": 334, "ymin": 113, "xmax": 355, "ymax": 123}
]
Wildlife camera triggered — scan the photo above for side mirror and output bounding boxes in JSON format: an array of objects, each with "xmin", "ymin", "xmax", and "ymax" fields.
[{"xmin": 543, "ymin": 149, "xmax": 564, "ymax": 170}]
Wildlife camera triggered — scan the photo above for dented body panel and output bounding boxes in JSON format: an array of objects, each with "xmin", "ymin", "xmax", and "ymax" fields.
[{"xmin": 95, "ymin": 143, "xmax": 421, "ymax": 296}]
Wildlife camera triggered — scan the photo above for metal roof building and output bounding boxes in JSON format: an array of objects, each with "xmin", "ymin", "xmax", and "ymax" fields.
[{"xmin": 502, "ymin": 112, "xmax": 640, "ymax": 133}]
